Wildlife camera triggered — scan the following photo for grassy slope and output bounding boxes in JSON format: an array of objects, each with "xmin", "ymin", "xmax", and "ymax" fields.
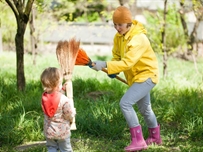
[{"xmin": 0, "ymin": 52, "xmax": 203, "ymax": 152}]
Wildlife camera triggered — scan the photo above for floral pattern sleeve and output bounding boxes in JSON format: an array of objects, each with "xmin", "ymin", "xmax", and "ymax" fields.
[{"xmin": 63, "ymin": 102, "xmax": 74, "ymax": 122}]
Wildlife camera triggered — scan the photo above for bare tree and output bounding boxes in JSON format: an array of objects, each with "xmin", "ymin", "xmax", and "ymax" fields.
[
  {"xmin": 162, "ymin": 0, "xmax": 168, "ymax": 77},
  {"xmin": 178, "ymin": 0, "xmax": 203, "ymax": 74},
  {"xmin": 29, "ymin": 6, "xmax": 37, "ymax": 65},
  {"xmin": 0, "ymin": 19, "xmax": 3, "ymax": 53},
  {"xmin": 179, "ymin": 0, "xmax": 203, "ymax": 59},
  {"xmin": 5, "ymin": 0, "xmax": 34, "ymax": 91},
  {"xmin": 117, "ymin": 0, "xmax": 137, "ymax": 17}
]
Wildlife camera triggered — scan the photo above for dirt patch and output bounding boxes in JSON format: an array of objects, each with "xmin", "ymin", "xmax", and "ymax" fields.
[
  {"xmin": 15, "ymin": 141, "xmax": 46, "ymax": 151},
  {"xmin": 15, "ymin": 138, "xmax": 86, "ymax": 151},
  {"xmin": 86, "ymin": 91, "xmax": 113, "ymax": 101}
]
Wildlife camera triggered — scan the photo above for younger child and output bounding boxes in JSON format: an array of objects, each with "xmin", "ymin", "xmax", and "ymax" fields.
[{"xmin": 40, "ymin": 67, "xmax": 75, "ymax": 152}]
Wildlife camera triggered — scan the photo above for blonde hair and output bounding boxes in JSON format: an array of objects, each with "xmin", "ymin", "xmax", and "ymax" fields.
[{"xmin": 40, "ymin": 67, "xmax": 62, "ymax": 92}]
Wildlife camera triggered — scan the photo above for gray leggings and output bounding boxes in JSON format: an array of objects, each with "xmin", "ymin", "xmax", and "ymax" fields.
[
  {"xmin": 120, "ymin": 78, "xmax": 158, "ymax": 128},
  {"xmin": 46, "ymin": 134, "xmax": 72, "ymax": 152}
]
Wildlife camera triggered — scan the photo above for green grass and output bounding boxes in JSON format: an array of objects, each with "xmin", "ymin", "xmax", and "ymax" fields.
[{"xmin": 0, "ymin": 51, "xmax": 203, "ymax": 152}]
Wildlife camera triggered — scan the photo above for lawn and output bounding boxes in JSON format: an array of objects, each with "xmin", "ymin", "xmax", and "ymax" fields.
[{"xmin": 0, "ymin": 51, "xmax": 203, "ymax": 152}]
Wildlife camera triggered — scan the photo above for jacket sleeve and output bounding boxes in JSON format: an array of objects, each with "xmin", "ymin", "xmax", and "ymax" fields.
[
  {"xmin": 111, "ymin": 36, "xmax": 121, "ymax": 61},
  {"xmin": 107, "ymin": 34, "xmax": 150, "ymax": 74},
  {"xmin": 62, "ymin": 101, "xmax": 75, "ymax": 122}
]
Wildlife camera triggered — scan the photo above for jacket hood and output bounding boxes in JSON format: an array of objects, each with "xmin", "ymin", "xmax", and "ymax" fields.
[{"xmin": 41, "ymin": 92, "xmax": 61, "ymax": 117}]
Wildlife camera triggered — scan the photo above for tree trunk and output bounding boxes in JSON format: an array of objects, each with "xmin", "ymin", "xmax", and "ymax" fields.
[
  {"xmin": 179, "ymin": 1, "xmax": 202, "ymax": 59},
  {"xmin": 5, "ymin": 0, "xmax": 35, "ymax": 91},
  {"xmin": 0, "ymin": 28, "xmax": 3, "ymax": 53},
  {"xmin": 29, "ymin": 7, "xmax": 37, "ymax": 65},
  {"xmin": 118, "ymin": 0, "xmax": 129, "ymax": 6},
  {"xmin": 0, "ymin": 19, "xmax": 2, "ymax": 53},
  {"xmin": 16, "ymin": 21, "xmax": 26, "ymax": 91},
  {"xmin": 162, "ymin": 0, "xmax": 168, "ymax": 77}
]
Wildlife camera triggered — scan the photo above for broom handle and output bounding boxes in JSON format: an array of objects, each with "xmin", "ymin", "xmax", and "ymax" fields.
[
  {"xmin": 65, "ymin": 79, "xmax": 77, "ymax": 130},
  {"xmin": 65, "ymin": 80, "xmax": 74, "ymax": 106},
  {"xmin": 90, "ymin": 62, "xmax": 128, "ymax": 85},
  {"xmin": 101, "ymin": 68, "xmax": 128, "ymax": 85}
]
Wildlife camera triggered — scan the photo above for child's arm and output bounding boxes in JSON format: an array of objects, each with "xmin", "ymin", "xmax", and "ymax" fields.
[{"xmin": 62, "ymin": 101, "xmax": 76, "ymax": 123}]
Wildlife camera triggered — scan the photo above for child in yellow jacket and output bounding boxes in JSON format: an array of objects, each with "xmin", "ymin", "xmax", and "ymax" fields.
[{"xmin": 91, "ymin": 6, "xmax": 162, "ymax": 152}]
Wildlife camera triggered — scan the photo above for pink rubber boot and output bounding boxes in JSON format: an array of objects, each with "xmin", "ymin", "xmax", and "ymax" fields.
[
  {"xmin": 145, "ymin": 124, "xmax": 162, "ymax": 145},
  {"xmin": 125, "ymin": 125, "xmax": 148, "ymax": 152}
]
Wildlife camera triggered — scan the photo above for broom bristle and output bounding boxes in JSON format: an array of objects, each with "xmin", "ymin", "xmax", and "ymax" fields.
[
  {"xmin": 56, "ymin": 40, "xmax": 68, "ymax": 75},
  {"xmin": 75, "ymin": 48, "xmax": 91, "ymax": 65},
  {"xmin": 56, "ymin": 38, "xmax": 80, "ymax": 76},
  {"xmin": 68, "ymin": 38, "xmax": 80, "ymax": 65}
]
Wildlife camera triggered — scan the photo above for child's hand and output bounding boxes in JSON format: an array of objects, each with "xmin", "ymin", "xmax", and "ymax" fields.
[
  {"xmin": 62, "ymin": 82, "xmax": 67, "ymax": 91},
  {"xmin": 70, "ymin": 118, "xmax": 73, "ymax": 125}
]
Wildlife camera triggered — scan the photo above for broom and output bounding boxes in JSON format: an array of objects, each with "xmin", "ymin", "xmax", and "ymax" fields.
[
  {"xmin": 56, "ymin": 38, "xmax": 80, "ymax": 130},
  {"xmin": 75, "ymin": 48, "xmax": 128, "ymax": 85}
]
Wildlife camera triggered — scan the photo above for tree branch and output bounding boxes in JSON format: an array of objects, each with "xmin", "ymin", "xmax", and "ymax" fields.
[
  {"xmin": 5, "ymin": 0, "xmax": 19, "ymax": 18},
  {"xmin": 24, "ymin": 0, "xmax": 34, "ymax": 16}
]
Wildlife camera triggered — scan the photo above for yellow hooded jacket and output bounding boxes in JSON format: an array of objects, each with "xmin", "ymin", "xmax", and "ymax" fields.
[{"xmin": 106, "ymin": 20, "xmax": 159, "ymax": 86}]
